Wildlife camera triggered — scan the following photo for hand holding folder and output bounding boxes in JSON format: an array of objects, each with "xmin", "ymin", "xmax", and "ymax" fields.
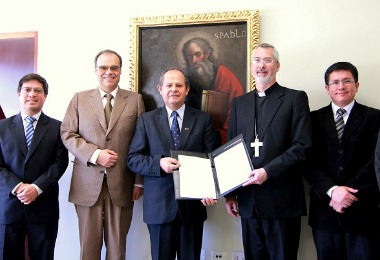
[{"xmin": 170, "ymin": 134, "xmax": 253, "ymax": 200}]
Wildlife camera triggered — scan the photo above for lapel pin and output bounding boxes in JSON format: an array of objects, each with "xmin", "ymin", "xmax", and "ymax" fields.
[{"xmin": 184, "ymin": 128, "xmax": 190, "ymax": 131}]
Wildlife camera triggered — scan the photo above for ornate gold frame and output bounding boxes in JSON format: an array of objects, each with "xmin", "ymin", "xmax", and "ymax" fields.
[{"xmin": 129, "ymin": 10, "xmax": 259, "ymax": 109}]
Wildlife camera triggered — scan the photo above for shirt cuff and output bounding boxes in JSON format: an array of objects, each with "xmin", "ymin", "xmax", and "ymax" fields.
[
  {"xmin": 12, "ymin": 182, "xmax": 23, "ymax": 195},
  {"xmin": 89, "ymin": 149, "xmax": 101, "ymax": 165},
  {"xmin": 327, "ymin": 185, "xmax": 338, "ymax": 197},
  {"xmin": 31, "ymin": 184, "xmax": 43, "ymax": 195},
  {"xmin": 134, "ymin": 184, "xmax": 144, "ymax": 188}
]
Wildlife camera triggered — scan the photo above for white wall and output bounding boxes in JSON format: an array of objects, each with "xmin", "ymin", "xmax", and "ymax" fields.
[{"xmin": 1, "ymin": 0, "xmax": 380, "ymax": 259}]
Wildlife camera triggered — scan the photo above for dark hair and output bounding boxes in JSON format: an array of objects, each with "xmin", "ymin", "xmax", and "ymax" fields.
[
  {"xmin": 159, "ymin": 67, "xmax": 190, "ymax": 87},
  {"xmin": 17, "ymin": 73, "xmax": 49, "ymax": 94},
  {"xmin": 94, "ymin": 49, "xmax": 122, "ymax": 68},
  {"xmin": 324, "ymin": 62, "xmax": 358, "ymax": 85}
]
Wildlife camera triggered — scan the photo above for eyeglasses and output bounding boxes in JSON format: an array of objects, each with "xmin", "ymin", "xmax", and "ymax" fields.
[
  {"xmin": 20, "ymin": 87, "xmax": 44, "ymax": 95},
  {"xmin": 328, "ymin": 79, "xmax": 356, "ymax": 87},
  {"xmin": 97, "ymin": 65, "xmax": 120, "ymax": 72},
  {"xmin": 252, "ymin": 58, "xmax": 275, "ymax": 64}
]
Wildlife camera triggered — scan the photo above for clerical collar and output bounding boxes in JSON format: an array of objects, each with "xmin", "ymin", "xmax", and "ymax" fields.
[
  {"xmin": 255, "ymin": 82, "xmax": 277, "ymax": 97},
  {"xmin": 257, "ymin": 91, "xmax": 266, "ymax": 97}
]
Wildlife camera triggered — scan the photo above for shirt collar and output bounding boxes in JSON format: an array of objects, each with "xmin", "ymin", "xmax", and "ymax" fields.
[
  {"xmin": 98, "ymin": 86, "xmax": 119, "ymax": 98},
  {"xmin": 331, "ymin": 100, "xmax": 355, "ymax": 116},
  {"xmin": 21, "ymin": 111, "xmax": 42, "ymax": 121},
  {"xmin": 166, "ymin": 104, "xmax": 185, "ymax": 120}
]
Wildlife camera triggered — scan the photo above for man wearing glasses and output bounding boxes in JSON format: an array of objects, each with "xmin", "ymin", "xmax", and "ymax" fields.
[
  {"xmin": 61, "ymin": 49, "xmax": 145, "ymax": 259},
  {"xmin": 224, "ymin": 43, "xmax": 312, "ymax": 260},
  {"xmin": 0, "ymin": 73, "xmax": 68, "ymax": 259},
  {"xmin": 305, "ymin": 62, "xmax": 380, "ymax": 259}
]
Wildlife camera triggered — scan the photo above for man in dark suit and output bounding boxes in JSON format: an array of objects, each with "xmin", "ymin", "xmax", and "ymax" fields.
[
  {"xmin": 305, "ymin": 62, "xmax": 380, "ymax": 260},
  {"xmin": 224, "ymin": 43, "xmax": 312, "ymax": 260},
  {"xmin": 61, "ymin": 49, "xmax": 145, "ymax": 260},
  {"xmin": 127, "ymin": 67, "xmax": 217, "ymax": 260},
  {"xmin": 0, "ymin": 73, "xmax": 69, "ymax": 260}
]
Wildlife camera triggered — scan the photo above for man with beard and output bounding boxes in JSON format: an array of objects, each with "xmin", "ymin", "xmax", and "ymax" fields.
[
  {"xmin": 182, "ymin": 37, "xmax": 244, "ymax": 144},
  {"xmin": 224, "ymin": 43, "xmax": 312, "ymax": 260}
]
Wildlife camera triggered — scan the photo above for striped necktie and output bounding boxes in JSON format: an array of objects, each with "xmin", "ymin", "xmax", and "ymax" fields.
[
  {"xmin": 25, "ymin": 116, "xmax": 36, "ymax": 150},
  {"xmin": 171, "ymin": 111, "xmax": 180, "ymax": 149},
  {"xmin": 335, "ymin": 108, "xmax": 346, "ymax": 141}
]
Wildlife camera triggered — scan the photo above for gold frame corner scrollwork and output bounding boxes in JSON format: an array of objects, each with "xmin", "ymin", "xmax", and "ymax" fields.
[{"xmin": 129, "ymin": 10, "xmax": 259, "ymax": 93}]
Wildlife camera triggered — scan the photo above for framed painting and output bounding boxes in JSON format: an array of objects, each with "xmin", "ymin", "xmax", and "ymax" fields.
[{"xmin": 129, "ymin": 10, "xmax": 259, "ymax": 112}]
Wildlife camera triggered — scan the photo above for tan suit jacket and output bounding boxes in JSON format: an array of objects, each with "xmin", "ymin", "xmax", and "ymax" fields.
[{"xmin": 61, "ymin": 88, "xmax": 145, "ymax": 207}]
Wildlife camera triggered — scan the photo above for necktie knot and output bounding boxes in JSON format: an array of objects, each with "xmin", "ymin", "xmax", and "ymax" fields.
[
  {"xmin": 171, "ymin": 111, "xmax": 180, "ymax": 149},
  {"xmin": 337, "ymin": 108, "xmax": 346, "ymax": 116},
  {"xmin": 26, "ymin": 116, "xmax": 36, "ymax": 124},
  {"xmin": 105, "ymin": 93, "xmax": 113, "ymax": 102},
  {"xmin": 171, "ymin": 111, "xmax": 178, "ymax": 118}
]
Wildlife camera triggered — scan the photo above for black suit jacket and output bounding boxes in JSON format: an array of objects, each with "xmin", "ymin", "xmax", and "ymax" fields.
[
  {"xmin": 305, "ymin": 102, "xmax": 380, "ymax": 235},
  {"xmin": 0, "ymin": 112, "xmax": 68, "ymax": 224},
  {"xmin": 227, "ymin": 83, "xmax": 312, "ymax": 218},
  {"xmin": 127, "ymin": 106, "xmax": 217, "ymax": 224}
]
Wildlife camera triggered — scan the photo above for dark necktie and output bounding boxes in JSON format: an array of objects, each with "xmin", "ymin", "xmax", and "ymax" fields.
[
  {"xmin": 171, "ymin": 111, "xmax": 180, "ymax": 149},
  {"xmin": 335, "ymin": 108, "xmax": 346, "ymax": 141},
  {"xmin": 25, "ymin": 116, "xmax": 36, "ymax": 150},
  {"xmin": 104, "ymin": 94, "xmax": 113, "ymax": 127}
]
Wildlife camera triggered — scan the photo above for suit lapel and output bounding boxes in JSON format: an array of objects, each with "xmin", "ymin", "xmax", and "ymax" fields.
[
  {"xmin": 27, "ymin": 112, "xmax": 49, "ymax": 161},
  {"xmin": 341, "ymin": 103, "xmax": 363, "ymax": 143},
  {"xmin": 12, "ymin": 113, "xmax": 28, "ymax": 157},
  {"xmin": 89, "ymin": 89, "xmax": 108, "ymax": 133},
  {"xmin": 179, "ymin": 107, "xmax": 195, "ymax": 149},
  {"xmin": 242, "ymin": 92, "xmax": 256, "ymax": 142},
  {"xmin": 156, "ymin": 107, "xmax": 175, "ymax": 149},
  {"xmin": 107, "ymin": 89, "xmax": 128, "ymax": 134},
  {"xmin": 320, "ymin": 105, "xmax": 340, "ymax": 145},
  {"xmin": 259, "ymin": 85, "xmax": 282, "ymax": 139}
]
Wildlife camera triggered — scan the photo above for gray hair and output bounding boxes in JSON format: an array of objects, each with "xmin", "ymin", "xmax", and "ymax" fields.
[{"xmin": 252, "ymin": 43, "xmax": 280, "ymax": 63}]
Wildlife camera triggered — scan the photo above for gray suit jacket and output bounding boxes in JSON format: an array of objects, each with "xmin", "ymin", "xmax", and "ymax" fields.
[{"xmin": 61, "ymin": 88, "xmax": 145, "ymax": 207}]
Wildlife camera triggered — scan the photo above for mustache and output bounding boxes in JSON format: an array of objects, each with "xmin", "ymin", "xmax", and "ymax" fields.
[{"xmin": 256, "ymin": 68, "xmax": 268, "ymax": 73}]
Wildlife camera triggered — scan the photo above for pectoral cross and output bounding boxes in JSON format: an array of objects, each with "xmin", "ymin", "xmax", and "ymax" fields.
[{"xmin": 251, "ymin": 136, "xmax": 263, "ymax": 157}]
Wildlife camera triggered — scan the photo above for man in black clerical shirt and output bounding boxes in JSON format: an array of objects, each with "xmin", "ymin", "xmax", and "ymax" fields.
[{"xmin": 224, "ymin": 43, "xmax": 312, "ymax": 260}]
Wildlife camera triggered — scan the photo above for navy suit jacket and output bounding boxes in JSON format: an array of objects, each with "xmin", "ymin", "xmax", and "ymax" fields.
[
  {"xmin": 0, "ymin": 112, "xmax": 68, "ymax": 224},
  {"xmin": 127, "ymin": 105, "xmax": 217, "ymax": 224},
  {"xmin": 227, "ymin": 83, "xmax": 312, "ymax": 219},
  {"xmin": 305, "ymin": 102, "xmax": 380, "ymax": 235}
]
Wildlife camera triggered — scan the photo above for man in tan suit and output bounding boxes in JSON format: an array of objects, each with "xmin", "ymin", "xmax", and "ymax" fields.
[{"xmin": 61, "ymin": 49, "xmax": 145, "ymax": 260}]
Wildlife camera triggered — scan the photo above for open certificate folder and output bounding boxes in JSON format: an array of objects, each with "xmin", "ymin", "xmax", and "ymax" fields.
[{"xmin": 170, "ymin": 134, "xmax": 253, "ymax": 199}]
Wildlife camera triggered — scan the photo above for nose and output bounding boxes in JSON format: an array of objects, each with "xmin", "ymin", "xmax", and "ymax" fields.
[
  {"xmin": 28, "ymin": 90, "xmax": 37, "ymax": 96},
  {"xmin": 192, "ymin": 55, "xmax": 198, "ymax": 64}
]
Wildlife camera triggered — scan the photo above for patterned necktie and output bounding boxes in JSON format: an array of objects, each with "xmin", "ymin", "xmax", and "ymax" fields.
[
  {"xmin": 104, "ymin": 94, "xmax": 113, "ymax": 127},
  {"xmin": 25, "ymin": 116, "xmax": 36, "ymax": 150},
  {"xmin": 171, "ymin": 111, "xmax": 180, "ymax": 149},
  {"xmin": 335, "ymin": 108, "xmax": 346, "ymax": 141}
]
